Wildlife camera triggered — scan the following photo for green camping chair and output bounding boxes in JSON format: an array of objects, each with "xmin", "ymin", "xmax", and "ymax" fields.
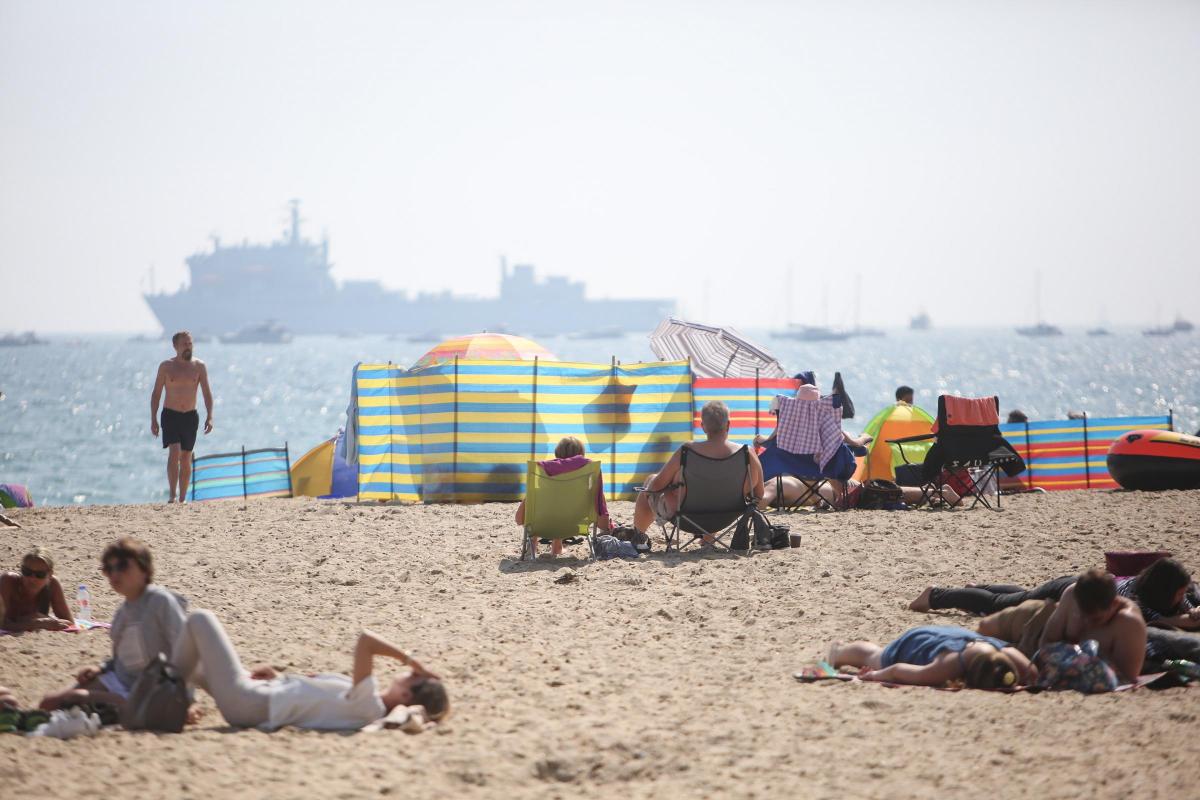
[{"xmin": 521, "ymin": 460, "xmax": 601, "ymax": 560}]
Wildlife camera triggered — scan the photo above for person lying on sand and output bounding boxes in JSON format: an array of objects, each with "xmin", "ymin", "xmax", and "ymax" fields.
[
  {"xmin": 171, "ymin": 609, "xmax": 448, "ymax": 731},
  {"xmin": 1, "ymin": 547, "xmax": 74, "ymax": 632},
  {"xmin": 40, "ymin": 538, "xmax": 191, "ymax": 716},
  {"xmin": 761, "ymin": 476, "xmax": 961, "ymax": 510},
  {"xmin": 910, "ymin": 560, "xmax": 1196, "ymax": 669},
  {"xmin": 1039, "ymin": 569, "xmax": 1146, "ymax": 684},
  {"xmin": 827, "ymin": 624, "xmax": 1035, "ymax": 689},
  {"xmin": 634, "ymin": 400, "xmax": 764, "ymax": 535},
  {"xmin": 515, "ymin": 436, "xmax": 612, "ymax": 557}
]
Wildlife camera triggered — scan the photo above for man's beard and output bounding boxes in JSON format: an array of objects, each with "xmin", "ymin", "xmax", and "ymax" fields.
[{"xmin": 182, "ymin": 349, "xmax": 193, "ymax": 360}]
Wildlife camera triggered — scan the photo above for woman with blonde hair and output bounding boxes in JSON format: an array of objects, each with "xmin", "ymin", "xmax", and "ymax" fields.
[
  {"xmin": 0, "ymin": 547, "xmax": 74, "ymax": 632},
  {"xmin": 515, "ymin": 436, "xmax": 612, "ymax": 556}
]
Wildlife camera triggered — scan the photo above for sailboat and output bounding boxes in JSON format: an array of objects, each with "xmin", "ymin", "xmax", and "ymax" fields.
[
  {"xmin": 770, "ymin": 279, "xmax": 853, "ymax": 341},
  {"xmin": 1015, "ymin": 273, "xmax": 1063, "ymax": 337}
]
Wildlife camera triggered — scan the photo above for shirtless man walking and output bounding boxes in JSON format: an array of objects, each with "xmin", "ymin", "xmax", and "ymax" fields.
[
  {"xmin": 1039, "ymin": 568, "xmax": 1146, "ymax": 683},
  {"xmin": 150, "ymin": 331, "xmax": 214, "ymax": 502}
]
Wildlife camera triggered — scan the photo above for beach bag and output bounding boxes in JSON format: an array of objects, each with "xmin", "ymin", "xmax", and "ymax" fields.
[
  {"xmin": 1034, "ymin": 642, "xmax": 1119, "ymax": 694},
  {"xmin": 768, "ymin": 522, "xmax": 792, "ymax": 550},
  {"xmin": 611, "ymin": 524, "xmax": 652, "ymax": 553},
  {"xmin": 858, "ymin": 479, "xmax": 903, "ymax": 510},
  {"xmin": 119, "ymin": 653, "xmax": 189, "ymax": 732}
]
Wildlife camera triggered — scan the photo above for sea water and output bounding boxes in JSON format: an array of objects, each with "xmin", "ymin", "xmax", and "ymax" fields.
[{"xmin": 1, "ymin": 330, "xmax": 1196, "ymax": 506}]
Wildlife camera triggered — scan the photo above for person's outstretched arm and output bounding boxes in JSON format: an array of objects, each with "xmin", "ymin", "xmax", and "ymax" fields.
[
  {"xmin": 199, "ymin": 362, "xmax": 214, "ymax": 434},
  {"xmin": 1039, "ymin": 586, "xmax": 1073, "ymax": 649},
  {"xmin": 352, "ymin": 630, "xmax": 438, "ymax": 686},
  {"xmin": 150, "ymin": 363, "xmax": 165, "ymax": 437},
  {"xmin": 859, "ymin": 653, "xmax": 959, "ymax": 686},
  {"xmin": 48, "ymin": 577, "xmax": 74, "ymax": 626}
]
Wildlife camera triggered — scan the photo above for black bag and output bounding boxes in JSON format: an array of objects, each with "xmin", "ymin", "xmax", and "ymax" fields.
[
  {"xmin": 731, "ymin": 508, "xmax": 772, "ymax": 551},
  {"xmin": 858, "ymin": 479, "xmax": 904, "ymax": 510},
  {"xmin": 119, "ymin": 653, "xmax": 189, "ymax": 733},
  {"xmin": 768, "ymin": 522, "xmax": 792, "ymax": 550}
]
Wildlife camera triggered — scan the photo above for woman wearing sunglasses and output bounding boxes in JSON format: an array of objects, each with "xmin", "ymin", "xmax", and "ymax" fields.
[
  {"xmin": 40, "ymin": 537, "xmax": 190, "ymax": 713},
  {"xmin": 1, "ymin": 547, "xmax": 73, "ymax": 632}
]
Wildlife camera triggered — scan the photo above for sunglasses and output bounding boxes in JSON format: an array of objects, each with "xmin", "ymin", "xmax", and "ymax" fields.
[
  {"xmin": 21, "ymin": 566, "xmax": 49, "ymax": 579},
  {"xmin": 102, "ymin": 558, "xmax": 131, "ymax": 575}
]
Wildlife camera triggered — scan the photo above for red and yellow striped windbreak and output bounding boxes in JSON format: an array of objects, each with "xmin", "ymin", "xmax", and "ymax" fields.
[{"xmin": 413, "ymin": 333, "xmax": 557, "ymax": 369}]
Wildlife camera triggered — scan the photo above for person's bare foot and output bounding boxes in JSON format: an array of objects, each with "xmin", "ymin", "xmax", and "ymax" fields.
[
  {"xmin": 909, "ymin": 586, "xmax": 935, "ymax": 612},
  {"xmin": 939, "ymin": 485, "xmax": 962, "ymax": 507},
  {"xmin": 827, "ymin": 640, "xmax": 844, "ymax": 666}
]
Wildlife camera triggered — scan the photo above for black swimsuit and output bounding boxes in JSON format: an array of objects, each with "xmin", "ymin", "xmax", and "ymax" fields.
[{"xmin": 161, "ymin": 408, "xmax": 200, "ymax": 451}]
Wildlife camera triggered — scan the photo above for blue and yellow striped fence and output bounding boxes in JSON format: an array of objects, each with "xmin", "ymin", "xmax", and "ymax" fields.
[
  {"xmin": 189, "ymin": 445, "xmax": 293, "ymax": 502},
  {"xmin": 356, "ymin": 359, "xmax": 693, "ymax": 502}
]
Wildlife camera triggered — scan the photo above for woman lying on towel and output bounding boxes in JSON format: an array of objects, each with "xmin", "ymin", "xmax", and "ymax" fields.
[
  {"xmin": 171, "ymin": 609, "xmax": 449, "ymax": 731},
  {"xmin": 761, "ymin": 476, "xmax": 961, "ymax": 510},
  {"xmin": 828, "ymin": 625, "xmax": 1035, "ymax": 689}
]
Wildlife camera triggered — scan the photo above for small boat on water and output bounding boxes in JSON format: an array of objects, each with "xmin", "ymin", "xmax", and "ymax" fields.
[
  {"xmin": 769, "ymin": 324, "xmax": 852, "ymax": 342},
  {"xmin": 909, "ymin": 312, "xmax": 931, "ymax": 331},
  {"xmin": 1143, "ymin": 316, "xmax": 1195, "ymax": 337},
  {"xmin": 1016, "ymin": 322, "xmax": 1063, "ymax": 337},
  {"xmin": 1086, "ymin": 327, "xmax": 1111, "ymax": 336},
  {"xmin": 567, "ymin": 327, "xmax": 625, "ymax": 340},
  {"xmin": 407, "ymin": 331, "xmax": 444, "ymax": 344},
  {"xmin": 0, "ymin": 331, "xmax": 49, "ymax": 347},
  {"xmin": 220, "ymin": 321, "xmax": 293, "ymax": 344}
]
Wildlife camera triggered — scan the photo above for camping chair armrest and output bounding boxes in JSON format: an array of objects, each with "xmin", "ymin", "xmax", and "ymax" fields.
[{"xmin": 886, "ymin": 434, "xmax": 936, "ymax": 445}]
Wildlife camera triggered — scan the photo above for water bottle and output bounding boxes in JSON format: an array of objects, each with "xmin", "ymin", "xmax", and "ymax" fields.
[
  {"xmin": 1164, "ymin": 659, "xmax": 1200, "ymax": 681},
  {"xmin": 76, "ymin": 584, "xmax": 92, "ymax": 622}
]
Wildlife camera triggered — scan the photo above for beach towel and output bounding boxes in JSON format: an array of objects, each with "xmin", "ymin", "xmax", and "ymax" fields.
[
  {"xmin": 0, "ymin": 619, "xmax": 109, "ymax": 636},
  {"xmin": 775, "ymin": 397, "xmax": 843, "ymax": 471},
  {"xmin": 791, "ymin": 661, "xmax": 1165, "ymax": 693},
  {"xmin": 935, "ymin": 396, "xmax": 1000, "ymax": 432}
]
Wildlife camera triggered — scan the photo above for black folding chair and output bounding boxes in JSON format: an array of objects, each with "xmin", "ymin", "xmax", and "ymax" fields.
[
  {"xmin": 656, "ymin": 446, "xmax": 756, "ymax": 552},
  {"xmin": 889, "ymin": 395, "xmax": 1025, "ymax": 511}
]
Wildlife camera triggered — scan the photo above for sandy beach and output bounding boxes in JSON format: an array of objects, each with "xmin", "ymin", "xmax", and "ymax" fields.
[{"xmin": 2, "ymin": 490, "xmax": 1199, "ymax": 799}]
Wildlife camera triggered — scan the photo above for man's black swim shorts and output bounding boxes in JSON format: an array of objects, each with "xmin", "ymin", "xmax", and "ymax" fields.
[{"xmin": 161, "ymin": 408, "xmax": 200, "ymax": 452}]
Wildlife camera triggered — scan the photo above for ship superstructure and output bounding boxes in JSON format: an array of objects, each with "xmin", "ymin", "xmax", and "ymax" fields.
[{"xmin": 144, "ymin": 202, "xmax": 673, "ymax": 337}]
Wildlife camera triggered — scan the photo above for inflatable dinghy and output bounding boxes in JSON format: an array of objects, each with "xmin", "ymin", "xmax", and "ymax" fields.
[{"xmin": 1107, "ymin": 430, "xmax": 1200, "ymax": 491}]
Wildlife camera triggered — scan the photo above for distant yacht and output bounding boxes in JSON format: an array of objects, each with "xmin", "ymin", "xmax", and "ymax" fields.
[
  {"xmin": 1016, "ymin": 322, "xmax": 1064, "ymax": 337},
  {"xmin": 1015, "ymin": 272, "xmax": 1062, "ymax": 336},
  {"xmin": 567, "ymin": 326, "xmax": 625, "ymax": 340},
  {"xmin": 220, "ymin": 321, "xmax": 293, "ymax": 344},
  {"xmin": 909, "ymin": 312, "xmax": 931, "ymax": 331},
  {"xmin": 1143, "ymin": 317, "xmax": 1193, "ymax": 337},
  {"xmin": 1086, "ymin": 327, "xmax": 1111, "ymax": 337},
  {"xmin": 0, "ymin": 331, "xmax": 49, "ymax": 347},
  {"xmin": 769, "ymin": 324, "xmax": 852, "ymax": 342}
]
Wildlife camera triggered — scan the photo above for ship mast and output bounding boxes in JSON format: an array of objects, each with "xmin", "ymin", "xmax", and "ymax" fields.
[{"xmin": 288, "ymin": 199, "xmax": 301, "ymax": 245}]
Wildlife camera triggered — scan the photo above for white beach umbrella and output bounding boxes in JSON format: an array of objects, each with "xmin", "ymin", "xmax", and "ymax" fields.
[{"xmin": 649, "ymin": 317, "xmax": 788, "ymax": 379}]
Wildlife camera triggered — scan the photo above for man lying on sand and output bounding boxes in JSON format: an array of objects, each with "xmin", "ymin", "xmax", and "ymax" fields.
[
  {"xmin": 171, "ymin": 609, "xmax": 449, "ymax": 731},
  {"xmin": 1039, "ymin": 569, "xmax": 1146, "ymax": 684},
  {"xmin": 827, "ymin": 624, "xmax": 1035, "ymax": 689},
  {"xmin": 910, "ymin": 560, "xmax": 1196, "ymax": 668}
]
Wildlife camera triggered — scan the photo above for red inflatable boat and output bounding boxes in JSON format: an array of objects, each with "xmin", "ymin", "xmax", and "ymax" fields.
[{"xmin": 1106, "ymin": 430, "xmax": 1200, "ymax": 491}]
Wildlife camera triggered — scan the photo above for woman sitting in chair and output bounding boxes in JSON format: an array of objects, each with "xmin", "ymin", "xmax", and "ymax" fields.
[{"xmin": 516, "ymin": 436, "xmax": 612, "ymax": 556}]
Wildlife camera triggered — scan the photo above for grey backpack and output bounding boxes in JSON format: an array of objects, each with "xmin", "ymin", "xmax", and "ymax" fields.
[{"xmin": 119, "ymin": 653, "xmax": 189, "ymax": 733}]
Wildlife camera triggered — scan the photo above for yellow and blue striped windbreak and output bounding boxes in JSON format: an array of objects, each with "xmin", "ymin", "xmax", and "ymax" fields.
[
  {"xmin": 356, "ymin": 359, "xmax": 693, "ymax": 502},
  {"xmin": 189, "ymin": 446, "xmax": 293, "ymax": 502}
]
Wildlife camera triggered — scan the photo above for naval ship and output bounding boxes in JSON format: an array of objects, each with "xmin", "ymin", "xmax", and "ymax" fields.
[{"xmin": 143, "ymin": 202, "xmax": 673, "ymax": 337}]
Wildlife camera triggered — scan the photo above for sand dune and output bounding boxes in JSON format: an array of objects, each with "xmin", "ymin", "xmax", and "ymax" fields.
[{"xmin": 2, "ymin": 490, "xmax": 1198, "ymax": 799}]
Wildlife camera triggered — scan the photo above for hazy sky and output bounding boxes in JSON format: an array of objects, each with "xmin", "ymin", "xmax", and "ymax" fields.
[{"xmin": 2, "ymin": 0, "xmax": 1198, "ymax": 332}]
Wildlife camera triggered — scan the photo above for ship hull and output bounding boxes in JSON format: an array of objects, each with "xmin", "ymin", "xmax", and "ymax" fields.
[{"xmin": 144, "ymin": 291, "xmax": 670, "ymax": 337}]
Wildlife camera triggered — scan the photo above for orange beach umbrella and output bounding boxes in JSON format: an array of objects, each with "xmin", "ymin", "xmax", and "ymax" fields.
[{"xmin": 413, "ymin": 333, "xmax": 557, "ymax": 369}]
